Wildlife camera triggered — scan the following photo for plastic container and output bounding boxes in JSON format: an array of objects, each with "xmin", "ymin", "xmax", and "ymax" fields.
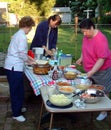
[
  {"xmin": 32, "ymin": 47, "xmax": 44, "ymax": 60},
  {"xmin": 28, "ymin": 50, "xmax": 34, "ymax": 58},
  {"xmin": 59, "ymin": 54, "xmax": 72, "ymax": 66}
]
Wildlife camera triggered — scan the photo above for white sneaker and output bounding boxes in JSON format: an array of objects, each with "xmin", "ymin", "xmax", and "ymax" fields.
[
  {"xmin": 13, "ymin": 115, "xmax": 26, "ymax": 122},
  {"xmin": 21, "ymin": 107, "xmax": 27, "ymax": 113},
  {"xmin": 96, "ymin": 112, "xmax": 107, "ymax": 121}
]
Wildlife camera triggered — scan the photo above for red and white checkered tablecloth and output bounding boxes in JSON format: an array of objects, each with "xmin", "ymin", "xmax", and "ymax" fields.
[{"xmin": 24, "ymin": 66, "xmax": 74, "ymax": 96}]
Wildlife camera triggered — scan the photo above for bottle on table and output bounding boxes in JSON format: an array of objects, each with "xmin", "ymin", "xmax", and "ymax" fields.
[
  {"xmin": 52, "ymin": 61, "xmax": 59, "ymax": 80},
  {"xmin": 53, "ymin": 47, "xmax": 58, "ymax": 61},
  {"xmin": 51, "ymin": 48, "xmax": 63, "ymax": 66},
  {"xmin": 57, "ymin": 49, "xmax": 63, "ymax": 65}
]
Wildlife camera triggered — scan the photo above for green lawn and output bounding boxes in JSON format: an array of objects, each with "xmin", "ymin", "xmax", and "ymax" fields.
[
  {"xmin": 57, "ymin": 26, "xmax": 83, "ymax": 61},
  {"xmin": 0, "ymin": 26, "xmax": 18, "ymax": 52},
  {"xmin": 58, "ymin": 25, "xmax": 111, "ymax": 62},
  {"xmin": 0, "ymin": 25, "xmax": 111, "ymax": 64}
]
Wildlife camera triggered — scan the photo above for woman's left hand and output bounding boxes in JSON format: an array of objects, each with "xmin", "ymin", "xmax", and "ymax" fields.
[{"xmin": 87, "ymin": 71, "xmax": 94, "ymax": 78}]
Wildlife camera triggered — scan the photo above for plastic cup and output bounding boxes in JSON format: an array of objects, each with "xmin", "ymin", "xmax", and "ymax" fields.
[{"xmin": 28, "ymin": 50, "xmax": 34, "ymax": 58}]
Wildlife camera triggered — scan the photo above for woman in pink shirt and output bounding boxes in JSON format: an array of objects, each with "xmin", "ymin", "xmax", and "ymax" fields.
[{"xmin": 76, "ymin": 18, "xmax": 111, "ymax": 121}]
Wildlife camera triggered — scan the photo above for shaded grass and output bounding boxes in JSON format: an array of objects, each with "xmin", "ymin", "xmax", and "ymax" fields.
[
  {"xmin": 0, "ymin": 25, "xmax": 111, "ymax": 63},
  {"xmin": 57, "ymin": 26, "xmax": 83, "ymax": 61},
  {"xmin": 0, "ymin": 26, "xmax": 18, "ymax": 52}
]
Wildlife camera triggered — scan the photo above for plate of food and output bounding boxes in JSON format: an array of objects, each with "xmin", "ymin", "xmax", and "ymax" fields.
[
  {"xmin": 89, "ymin": 84, "xmax": 104, "ymax": 90},
  {"xmin": 76, "ymin": 84, "xmax": 90, "ymax": 90},
  {"xmin": 64, "ymin": 71, "xmax": 77, "ymax": 80},
  {"xmin": 80, "ymin": 93, "xmax": 101, "ymax": 103},
  {"xmin": 75, "ymin": 78, "xmax": 92, "ymax": 90},
  {"xmin": 80, "ymin": 89, "xmax": 104, "ymax": 103},
  {"xmin": 56, "ymin": 81, "xmax": 71, "ymax": 87},
  {"xmin": 26, "ymin": 65, "xmax": 33, "ymax": 70},
  {"xmin": 49, "ymin": 94, "xmax": 72, "ymax": 106},
  {"xmin": 77, "ymin": 73, "xmax": 87, "ymax": 78},
  {"xmin": 58, "ymin": 85, "xmax": 75, "ymax": 94},
  {"xmin": 35, "ymin": 60, "xmax": 49, "ymax": 65}
]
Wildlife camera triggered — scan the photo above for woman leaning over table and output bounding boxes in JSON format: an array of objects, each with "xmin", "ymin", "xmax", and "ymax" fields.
[
  {"xmin": 30, "ymin": 14, "xmax": 62, "ymax": 57},
  {"xmin": 4, "ymin": 16, "xmax": 35, "ymax": 122},
  {"xmin": 76, "ymin": 18, "xmax": 111, "ymax": 121}
]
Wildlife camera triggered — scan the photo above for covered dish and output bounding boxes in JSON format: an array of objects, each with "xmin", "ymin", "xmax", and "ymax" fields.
[{"xmin": 33, "ymin": 63, "xmax": 51, "ymax": 75}]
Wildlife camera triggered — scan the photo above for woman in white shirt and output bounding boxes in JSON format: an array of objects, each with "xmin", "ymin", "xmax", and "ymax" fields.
[{"xmin": 4, "ymin": 16, "xmax": 35, "ymax": 122}]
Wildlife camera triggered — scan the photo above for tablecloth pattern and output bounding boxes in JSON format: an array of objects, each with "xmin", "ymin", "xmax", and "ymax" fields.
[{"xmin": 24, "ymin": 66, "xmax": 74, "ymax": 96}]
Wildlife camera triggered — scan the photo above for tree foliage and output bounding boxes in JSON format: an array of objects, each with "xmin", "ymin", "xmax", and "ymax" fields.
[
  {"xmin": 0, "ymin": 0, "xmax": 111, "ymax": 24},
  {"xmin": 0, "ymin": 0, "xmax": 56, "ymax": 21},
  {"xmin": 55, "ymin": 0, "xmax": 69, "ymax": 7},
  {"xmin": 70, "ymin": 0, "xmax": 97, "ymax": 20},
  {"xmin": 55, "ymin": 0, "xmax": 76, "ymax": 7},
  {"xmin": 29, "ymin": 0, "xmax": 56, "ymax": 17}
]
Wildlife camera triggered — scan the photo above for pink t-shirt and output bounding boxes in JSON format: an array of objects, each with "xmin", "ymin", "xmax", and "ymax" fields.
[{"xmin": 82, "ymin": 30, "xmax": 111, "ymax": 72}]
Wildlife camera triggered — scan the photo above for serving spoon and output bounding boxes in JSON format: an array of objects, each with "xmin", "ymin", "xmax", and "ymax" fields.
[{"xmin": 72, "ymin": 90, "xmax": 85, "ymax": 97}]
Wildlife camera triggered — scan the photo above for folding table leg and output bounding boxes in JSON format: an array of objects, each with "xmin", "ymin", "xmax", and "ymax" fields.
[
  {"xmin": 37, "ymin": 101, "xmax": 44, "ymax": 130},
  {"xmin": 49, "ymin": 113, "xmax": 53, "ymax": 130},
  {"xmin": 109, "ymin": 112, "xmax": 111, "ymax": 129},
  {"xmin": 90, "ymin": 112, "xmax": 94, "ymax": 130}
]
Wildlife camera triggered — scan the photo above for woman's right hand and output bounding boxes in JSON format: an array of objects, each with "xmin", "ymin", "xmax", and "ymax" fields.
[
  {"xmin": 43, "ymin": 46, "xmax": 53, "ymax": 56},
  {"xmin": 46, "ymin": 49, "xmax": 53, "ymax": 56}
]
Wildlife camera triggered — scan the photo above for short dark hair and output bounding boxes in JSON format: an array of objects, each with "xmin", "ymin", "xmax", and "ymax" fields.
[
  {"xmin": 19, "ymin": 16, "xmax": 35, "ymax": 28},
  {"xmin": 79, "ymin": 18, "xmax": 95, "ymax": 29},
  {"xmin": 48, "ymin": 14, "xmax": 62, "ymax": 25}
]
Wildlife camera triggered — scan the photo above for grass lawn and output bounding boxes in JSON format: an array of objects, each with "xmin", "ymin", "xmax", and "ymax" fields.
[
  {"xmin": 58, "ymin": 25, "xmax": 83, "ymax": 61},
  {"xmin": 0, "ymin": 25, "xmax": 111, "ymax": 64},
  {"xmin": 0, "ymin": 26, "xmax": 18, "ymax": 52}
]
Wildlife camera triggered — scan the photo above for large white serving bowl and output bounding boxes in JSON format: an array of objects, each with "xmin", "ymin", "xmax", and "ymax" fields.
[{"xmin": 49, "ymin": 94, "xmax": 72, "ymax": 106}]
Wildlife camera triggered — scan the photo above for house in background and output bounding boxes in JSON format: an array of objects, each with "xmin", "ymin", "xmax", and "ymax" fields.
[
  {"xmin": 0, "ymin": 2, "xmax": 8, "ymax": 25},
  {"xmin": 52, "ymin": 7, "xmax": 71, "ymax": 23},
  {"xmin": 0, "ymin": 2, "xmax": 18, "ymax": 26},
  {"xmin": 8, "ymin": 13, "xmax": 18, "ymax": 26}
]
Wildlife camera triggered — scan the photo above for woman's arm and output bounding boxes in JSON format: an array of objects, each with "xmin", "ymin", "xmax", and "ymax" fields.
[
  {"xmin": 76, "ymin": 54, "xmax": 83, "ymax": 65},
  {"xmin": 87, "ymin": 58, "xmax": 105, "ymax": 78},
  {"xmin": 42, "ymin": 45, "xmax": 53, "ymax": 56}
]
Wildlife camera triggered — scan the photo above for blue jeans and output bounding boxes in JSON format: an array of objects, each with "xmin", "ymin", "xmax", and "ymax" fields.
[{"xmin": 6, "ymin": 69, "xmax": 24, "ymax": 117}]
